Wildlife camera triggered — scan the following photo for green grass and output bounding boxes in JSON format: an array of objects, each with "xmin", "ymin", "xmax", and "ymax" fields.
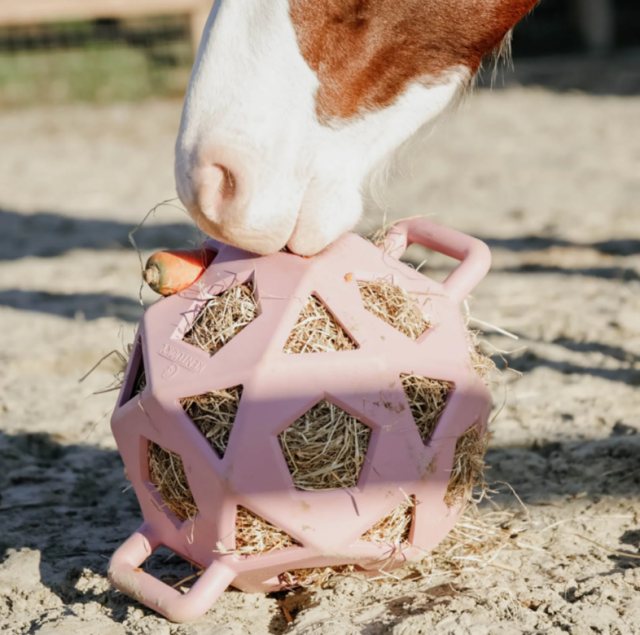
[{"xmin": 0, "ymin": 20, "xmax": 193, "ymax": 106}]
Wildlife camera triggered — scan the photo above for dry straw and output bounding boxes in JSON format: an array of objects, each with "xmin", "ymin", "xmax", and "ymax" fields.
[
  {"xmin": 147, "ymin": 443, "xmax": 198, "ymax": 521},
  {"xmin": 235, "ymin": 506, "xmax": 299, "ymax": 555},
  {"xmin": 277, "ymin": 498, "xmax": 415, "ymax": 589},
  {"xmin": 180, "ymin": 386, "xmax": 243, "ymax": 459},
  {"xmin": 138, "ymin": 258, "xmax": 493, "ymax": 584},
  {"xmin": 358, "ymin": 280, "xmax": 430, "ymax": 340},
  {"xmin": 401, "ymin": 374, "xmax": 452, "ymax": 443},
  {"xmin": 362, "ymin": 496, "xmax": 415, "ymax": 545},
  {"xmin": 284, "ymin": 295, "xmax": 356, "ymax": 353},
  {"xmin": 468, "ymin": 330, "xmax": 497, "ymax": 381},
  {"xmin": 279, "ymin": 502, "xmax": 527, "ymax": 590},
  {"xmin": 444, "ymin": 424, "xmax": 489, "ymax": 506},
  {"xmin": 145, "ymin": 283, "xmax": 259, "ymax": 521},
  {"xmin": 279, "ymin": 565, "xmax": 356, "ymax": 589},
  {"xmin": 279, "ymin": 400, "xmax": 371, "ymax": 490},
  {"xmin": 412, "ymin": 502, "xmax": 525, "ymax": 578},
  {"xmin": 183, "ymin": 282, "xmax": 257, "ymax": 355}
]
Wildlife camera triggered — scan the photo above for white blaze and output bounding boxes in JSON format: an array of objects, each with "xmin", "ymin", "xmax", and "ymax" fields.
[{"xmin": 175, "ymin": 0, "xmax": 468, "ymax": 255}]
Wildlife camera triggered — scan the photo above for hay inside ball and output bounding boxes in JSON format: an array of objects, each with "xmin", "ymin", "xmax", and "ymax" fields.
[
  {"xmin": 284, "ymin": 295, "xmax": 357, "ymax": 354},
  {"xmin": 279, "ymin": 400, "xmax": 371, "ymax": 490},
  {"xmin": 235, "ymin": 506, "xmax": 300, "ymax": 555},
  {"xmin": 183, "ymin": 283, "xmax": 258, "ymax": 355},
  {"xmin": 276, "ymin": 497, "xmax": 415, "ymax": 589},
  {"xmin": 147, "ymin": 443, "xmax": 197, "ymax": 521},
  {"xmin": 358, "ymin": 280, "xmax": 430, "ymax": 340},
  {"xmin": 138, "ymin": 272, "xmax": 492, "ymax": 583},
  {"xmin": 180, "ymin": 386, "xmax": 243, "ymax": 459},
  {"xmin": 401, "ymin": 374, "xmax": 453, "ymax": 443}
]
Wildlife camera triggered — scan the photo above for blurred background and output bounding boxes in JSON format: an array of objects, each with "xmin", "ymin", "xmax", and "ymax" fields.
[
  {"xmin": 0, "ymin": 2, "xmax": 639, "ymax": 633},
  {"xmin": 0, "ymin": 0, "xmax": 638, "ymax": 107}
]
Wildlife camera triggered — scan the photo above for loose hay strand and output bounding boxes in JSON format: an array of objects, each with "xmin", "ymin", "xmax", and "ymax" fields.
[
  {"xmin": 284, "ymin": 295, "xmax": 357, "ymax": 354},
  {"xmin": 467, "ymin": 327, "xmax": 498, "ymax": 384},
  {"xmin": 279, "ymin": 565, "xmax": 358, "ymax": 589},
  {"xmin": 413, "ymin": 504, "xmax": 518, "ymax": 578},
  {"xmin": 279, "ymin": 401, "xmax": 372, "ymax": 490},
  {"xmin": 183, "ymin": 282, "xmax": 258, "ymax": 355},
  {"xmin": 358, "ymin": 280, "xmax": 430, "ymax": 340}
]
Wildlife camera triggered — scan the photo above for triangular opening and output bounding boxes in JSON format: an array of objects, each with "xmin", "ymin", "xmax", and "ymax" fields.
[
  {"xmin": 361, "ymin": 496, "xmax": 415, "ymax": 545},
  {"xmin": 279, "ymin": 400, "xmax": 371, "ymax": 490},
  {"xmin": 401, "ymin": 374, "xmax": 453, "ymax": 444},
  {"xmin": 283, "ymin": 295, "xmax": 357, "ymax": 354},
  {"xmin": 121, "ymin": 341, "xmax": 146, "ymax": 405},
  {"xmin": 180, "ymin": 385, "xmax": 243, "ymax": 459},
  {"xmin": 183, "ymin": 281, "xmax": 258, "ymax": 356},
  {"xmin": 147, "ymin": 440, "xmax": 198, "ymax": 522},
  {"xmin": 358, "ymin": 280, "xmax": 430, "ymax": 340},
  {"xmin": 235, "ymin": 505, "xmax": 300, "ymax": 555}
]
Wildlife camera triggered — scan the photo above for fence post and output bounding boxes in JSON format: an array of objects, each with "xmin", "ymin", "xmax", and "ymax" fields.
[
  {"xmin": 190, "ymin": 2, "xmax": 210, "ymax": 53},
  {"xmin": 571, "ymin": 0, "xmax": 615, "ymax": 54}
]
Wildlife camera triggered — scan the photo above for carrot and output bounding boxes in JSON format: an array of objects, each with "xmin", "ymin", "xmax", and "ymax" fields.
[{"xmin": 143, "ymin": 247, "xmax": 216, "ymax": 296}]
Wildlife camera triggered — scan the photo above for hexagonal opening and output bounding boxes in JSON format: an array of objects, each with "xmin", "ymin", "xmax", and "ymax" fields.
[
  {"xmin": 444, "ymin": 422, "xmax": 489, "ymax": 507},
  {"xmin": 401, "ymin": 374, "xmax": 453, "ymax": 444},
  {"xmin": 183, "ymin": 281, "xmax": 258, "ymax": 355},
  {"xmin": 361, "ymin": 496, "xmax": 415, "ymax": 545},
  {"xmin": 279, "ymin": 400, "xmax": 372, "ymax": 490},
  {"xmin": 284, "ymin": 295, "xmax": 357, "ymax": 354},
  {"xmin": 147, "ymin": 440, "xmax": 198, "ymax": 522},
  {"xmin": 235, "ymin": 505, "xmax": 300, "ymax": 555},
  {"xmin": 358, "ymin": 279, "xmax": 430, "ymax": 340},
  {"xmin": 180, "ymin": 385, "xmax": 243, "ymax": 459}
]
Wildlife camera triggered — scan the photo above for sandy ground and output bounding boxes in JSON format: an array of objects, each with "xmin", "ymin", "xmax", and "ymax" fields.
[{"xmin": 0, "ymin": 70, "xmax": 639, "ymax": 633}]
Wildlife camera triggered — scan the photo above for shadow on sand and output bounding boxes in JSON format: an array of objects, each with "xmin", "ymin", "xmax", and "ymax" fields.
[
  {"xmin": 0, "ymin": 289, "xmax": 143, "ymax": 323},
  {"xmin": 0, "ymin": 208, "xmax": 200, "ymax": 261},
  {"xmin": 0, "ymin": 426, "xmax": 638, "ymax": 629}
]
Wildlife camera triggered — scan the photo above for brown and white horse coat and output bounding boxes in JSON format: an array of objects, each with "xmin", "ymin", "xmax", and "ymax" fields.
[{"xmin": 175, "ymin": 0, "xmax": 536, "ymax": 255}]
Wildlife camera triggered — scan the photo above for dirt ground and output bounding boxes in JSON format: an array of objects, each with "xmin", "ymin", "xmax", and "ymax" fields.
[{"xmin": 1, "ymin": 62, "xmax": 639, "ymax": 633}]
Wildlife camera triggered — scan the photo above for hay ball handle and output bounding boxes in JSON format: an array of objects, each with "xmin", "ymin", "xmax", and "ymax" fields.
[
  {"xmin": 108, "ymin": 524, "xmax": 235, "ymax": 623},
  {"xmin": 382, "ymin": 219, "xmax": 491, "ymax": 303}
]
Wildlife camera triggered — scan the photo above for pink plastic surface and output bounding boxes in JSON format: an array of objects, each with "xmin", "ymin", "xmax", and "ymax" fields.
[{"xmin": 109, "ymin": 218, "xmax": 492, "ymax": 622}]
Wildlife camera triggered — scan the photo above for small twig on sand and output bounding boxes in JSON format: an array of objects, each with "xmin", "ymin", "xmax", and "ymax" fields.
[{"xmin": 571, "ymin": 533, "xmax": 640, "ymax": 560}]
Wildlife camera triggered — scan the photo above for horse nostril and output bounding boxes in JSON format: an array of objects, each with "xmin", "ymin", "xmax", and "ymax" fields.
[
  {"xmin": 192, "ymin": 162, "xmax": 238, "ymax": 224},
  {"xmin": 215, "ymin": 163, "xmax": 236, "ymax": 199}
]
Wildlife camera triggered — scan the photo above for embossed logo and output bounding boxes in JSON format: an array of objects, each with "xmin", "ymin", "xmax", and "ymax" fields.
[
  {"xmin": 158, "ymin": 343, "xmax": 205, "ymax": 373},
  {"xmin": 161, "ymin": 364, "xmax": 178, "ymax": 380}
]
